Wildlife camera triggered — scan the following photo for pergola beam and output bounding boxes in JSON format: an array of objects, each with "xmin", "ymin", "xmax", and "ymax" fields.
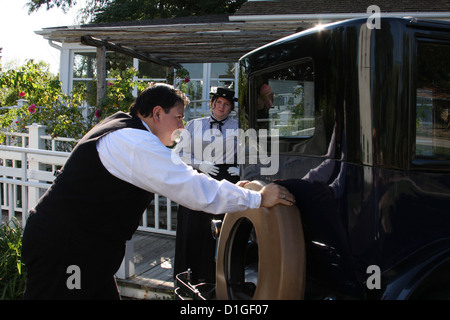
[{"xmin": 81, "ymin": 35, "xmax": 182, "ymax": 68}]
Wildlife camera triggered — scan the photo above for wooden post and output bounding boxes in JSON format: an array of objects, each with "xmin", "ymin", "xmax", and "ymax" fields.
[
  {"xmin": 116, "ymin": 237, "xmax": 135, "ymax": 279},
  {"xmin": 167, "ymin": 66, "xmax": 174, "ymax": 85},
  {"xmin": 26, "ymin": 123, "xmax": 47, "ymax": 212},
  {"xmin": 96, "ymin": 45, "xmax": 107, "ymax": 105}
]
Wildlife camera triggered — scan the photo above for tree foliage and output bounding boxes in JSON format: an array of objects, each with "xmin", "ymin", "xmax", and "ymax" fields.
[
  {"xmin": 26, "ymin": 0, "xmax": 80, "ymax": 13},
  {"xmin": 26, "ymin": 0, "xmax": 246, "ymax": 23}
]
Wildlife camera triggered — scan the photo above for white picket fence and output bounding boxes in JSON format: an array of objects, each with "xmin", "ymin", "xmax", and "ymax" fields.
[{"xmin": 0, "ymin": 123, "xmax": 177, "ymax": 236}]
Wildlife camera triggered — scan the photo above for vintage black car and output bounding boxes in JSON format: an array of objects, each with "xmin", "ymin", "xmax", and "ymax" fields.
[{"xmin": 210, "ymin": 17, "xmax": 450, "ymax": 300}]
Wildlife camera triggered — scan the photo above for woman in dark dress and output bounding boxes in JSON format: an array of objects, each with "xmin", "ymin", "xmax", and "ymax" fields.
[{"xmin": 174, "ymin": 87, "xmax": 239, "ymax": 284}]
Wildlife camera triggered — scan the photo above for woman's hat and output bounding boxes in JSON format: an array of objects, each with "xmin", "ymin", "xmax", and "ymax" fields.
[{"xmin": 210, "ymin": 86, "xmax": 238, "ymax": 103}]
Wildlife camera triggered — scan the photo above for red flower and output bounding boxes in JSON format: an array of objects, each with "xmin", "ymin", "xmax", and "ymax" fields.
[
  {"xmin": 19, "ymin": 91, "xmax": 25, "ymax": 98},
  {"xmin": 184, "ymin": 77, "xmax": 190, "ymax": 83},
  {"xmin": 95, "ymin": 109, "xmax": 102, "ymax": 118},
  {"xmin": 28, "ymin": 104, "xmax": 36, "ymax": 114}
]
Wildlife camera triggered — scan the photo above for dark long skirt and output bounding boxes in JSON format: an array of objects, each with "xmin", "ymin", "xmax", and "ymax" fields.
[{"xmin": 174, "ymin": 164, "xmax": 239, "ymax": 284}]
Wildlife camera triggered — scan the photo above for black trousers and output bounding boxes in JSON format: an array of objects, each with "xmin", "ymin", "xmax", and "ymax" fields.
[
  {"xmin": 174, "ymin": 164, "xmax": 239, "ymax": 284},
  {"xmin": 22, "ymin": 213, "xmax": 124, "ymax": 300}
]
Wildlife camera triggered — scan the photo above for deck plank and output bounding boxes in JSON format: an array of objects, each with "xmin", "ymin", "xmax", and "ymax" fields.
[{"xmin": 116, "ymin": 231, "xmax": 177, "ymax": 298}]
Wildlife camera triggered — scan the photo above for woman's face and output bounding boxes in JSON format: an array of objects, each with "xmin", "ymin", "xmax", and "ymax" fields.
[{"xmin": 211, "ymin": 97, "xmax": 233, "ymax": 120}]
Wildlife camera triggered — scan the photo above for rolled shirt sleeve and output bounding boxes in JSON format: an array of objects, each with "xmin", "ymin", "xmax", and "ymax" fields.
[{"xmin": 96, "ymin": 127, "xmax": 261, "ymax": 214}]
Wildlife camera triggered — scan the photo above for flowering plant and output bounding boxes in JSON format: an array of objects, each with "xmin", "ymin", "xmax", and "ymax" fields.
[
  {"xmin": 0, "ymin": 60, "xmax": 92, "ymax": 144},
  {"xmin": 0, "ymin": 60, "xmax": 90, "ymax": 142},
  {"xmin": 28, "ymin": 104, "xmax": 37, "ymax": 114}
]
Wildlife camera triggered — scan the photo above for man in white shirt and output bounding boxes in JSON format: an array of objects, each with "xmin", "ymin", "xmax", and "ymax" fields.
[{"xmin": 22, "ymin": 83, "xmax": 294, "ymax": 300}]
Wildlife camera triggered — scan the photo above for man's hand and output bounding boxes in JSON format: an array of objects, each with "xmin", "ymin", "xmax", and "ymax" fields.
[{"xmin": 259, "ymin": 183, "xmax": 295, "ymax": 208}]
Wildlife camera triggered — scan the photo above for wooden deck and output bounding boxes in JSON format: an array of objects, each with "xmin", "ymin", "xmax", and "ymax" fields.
[{"xmin": 116, "ymin": 231, "xmax": 176, "ymax": 300}]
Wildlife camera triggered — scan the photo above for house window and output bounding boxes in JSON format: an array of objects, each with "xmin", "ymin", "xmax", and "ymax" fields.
[
  {"xmin": 210, "ymin": 62, "xmax": 236, "ymax": 89},
  {"xmin": 73, "ymin": 51, "xmax": 97, "ymax": 79},
  {"xmin": 72, "ymin": 51, "xmax": 133, "ymax": 93},
  {"xmin": 179, "ymin": 63, "xmax": 204, "ymax": 102},
  {"xmin": 137, "ymin": 60, "xmax": 167, "ymax": 80},
  {"xmin": 415, "ymin": 41, "xmax": 450, "ymax": 161},
  {"xmin": 178, "ymin": 63, "xmax": 238, "ymax": 120}
]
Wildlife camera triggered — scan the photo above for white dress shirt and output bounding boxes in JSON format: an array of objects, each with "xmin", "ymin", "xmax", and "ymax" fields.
[{"xmin": 96, "ymin": 120, "xmax": 261, "ymax": 214}]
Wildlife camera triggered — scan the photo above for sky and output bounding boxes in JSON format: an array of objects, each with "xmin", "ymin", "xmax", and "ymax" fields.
[{"xmin": 0, "ymin": 0, "xmax": 86, "ymax": 74}]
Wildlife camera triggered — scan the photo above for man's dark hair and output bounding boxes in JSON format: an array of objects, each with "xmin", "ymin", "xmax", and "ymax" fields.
[{"xmin": 130, "ymin": 83, "xmax": 189, "ymax": 117}]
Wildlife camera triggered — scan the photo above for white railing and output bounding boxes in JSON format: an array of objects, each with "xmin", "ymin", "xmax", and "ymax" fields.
[
  {"xmin": 185, "ymin": 99, "xmax": 211, "ymax": 120},
  {"xmin": 0, "ymin": 123, "xmax": 177, "ymax": 236},
  {"xmin": 0, "ymin": 145, "xmax": 69, "ymax": 227}
]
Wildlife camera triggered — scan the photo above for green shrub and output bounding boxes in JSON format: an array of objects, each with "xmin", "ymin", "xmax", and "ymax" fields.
[{"xmin": 0, "ymin": 219, "xmax": 26, "ymax": 300}]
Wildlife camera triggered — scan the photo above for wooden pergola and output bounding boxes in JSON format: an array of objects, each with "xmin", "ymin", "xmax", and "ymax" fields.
[{"xmin": 36, "ymin": 15, "xmax": 310, "ymax": 102}]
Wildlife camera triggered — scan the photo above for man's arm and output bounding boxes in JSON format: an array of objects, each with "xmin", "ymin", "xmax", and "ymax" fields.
[{"xmin": 97, "ymin": 128, "xmax": 294, "ymax": 214}]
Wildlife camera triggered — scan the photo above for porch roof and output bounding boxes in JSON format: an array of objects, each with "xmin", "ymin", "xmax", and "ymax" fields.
[{"xmin": 35, "ymin": 14, "xmax": 311, "ymax": 68}]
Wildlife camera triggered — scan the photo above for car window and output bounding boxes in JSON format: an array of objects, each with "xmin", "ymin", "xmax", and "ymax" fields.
[
  {"xmin": 415, "ymin": 41, "xmax": 450, "ymax": 161},
  {"xmin": 253, "ymin": 59, "xmax": 315, "ymax": 136},
  {"xmin": 250, "ymin": 59, "xmax": 328, "ymax": 155}
]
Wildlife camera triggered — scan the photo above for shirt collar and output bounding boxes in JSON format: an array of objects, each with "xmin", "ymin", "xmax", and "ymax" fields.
[
  {"xmin": 210, "ymin": 115, "xmax": 228, "ymax": 124},
  {"xmin": 140, "ymin": 119, "xmax": 151, "ymax": 132}
]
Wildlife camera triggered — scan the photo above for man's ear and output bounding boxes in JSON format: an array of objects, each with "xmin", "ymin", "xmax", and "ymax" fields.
[{"xmin": 152, "ymin": 106, "xmax": 163, "ymax": 122}]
